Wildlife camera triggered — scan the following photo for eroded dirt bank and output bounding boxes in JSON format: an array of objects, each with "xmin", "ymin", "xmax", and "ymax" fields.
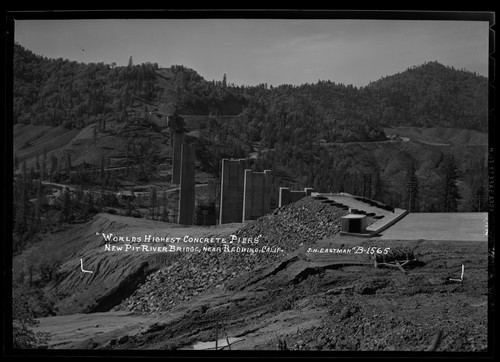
[{"xmin": 37, "ymin": 237, "xmax": 488, "ymax": 352}]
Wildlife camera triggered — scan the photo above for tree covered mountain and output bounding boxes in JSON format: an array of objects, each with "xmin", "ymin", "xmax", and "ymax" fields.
[
  {"xmin": 13, "ymin": 43, "xmax": 159, "ymax": 129},
  {"xmin": 364, "ymin": 61, "xmax": 488, "ymax": 132},
  {"xmin": 13, "ymin": 43, "xmax": 488, "ymax": 136},
  {"xmin": 12, "ymin": 43, "xmax": 489, "ymax": 227}
]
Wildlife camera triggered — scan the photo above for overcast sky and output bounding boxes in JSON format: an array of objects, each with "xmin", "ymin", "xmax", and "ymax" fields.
[{"xmin": 14, "ymin": 18, "xmax": 489, "ymax": 87}]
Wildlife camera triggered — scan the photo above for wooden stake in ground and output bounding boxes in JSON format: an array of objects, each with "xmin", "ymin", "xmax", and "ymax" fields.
[
  {"xmin": 223, "ymin": 323, "xmax": 231, "ymax": 350},
  {"xmin": 426, "ymin": 329, "xmax": 443, "ymax": 351},
  {"xmin": 449, "ymin": 264, "xmax": 465, "ymax": 282},
  {"xmin": 215, "ymin": 321, "xmax": 218, "ymax": 350}
]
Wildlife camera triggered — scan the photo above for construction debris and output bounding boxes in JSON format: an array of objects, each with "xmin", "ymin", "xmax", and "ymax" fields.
[
  {"xmin": 114, "ymin": 196, "xmax": 349, "ymax": 314},
  {"xmin": 373, "ymin": 246, "xmax": 419, "ymax": 273}
]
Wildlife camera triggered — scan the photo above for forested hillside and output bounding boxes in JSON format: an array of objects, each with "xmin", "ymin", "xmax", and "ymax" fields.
[
  {"xmin": 10, "ymin": 43, "xmax": 490, "ymax": 351},
  {"xmin": 13, "ymin": 44, "xmax": 159, "ymax": 129},
  {"xmin": 14, "ymin": 43, "xmax": 487, "ymax": 137},
  {"xmin": 12, "ymin": 42, "xmax": 489, "ymax": 234},
  {"xmin": 365, "ymin": 61, "xmax": 488, "ymax": 132}
]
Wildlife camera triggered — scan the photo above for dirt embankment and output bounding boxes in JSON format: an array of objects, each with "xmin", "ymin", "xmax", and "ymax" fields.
[
  {"xmin": 14, "ymin": 213, "xmax": 242, "ymax": 315},
  {"xmin": 30, "ymin": 197, "xmax": 489, "ymax": 352},
  {"xmin": 94, "ymin": 236, "xmax": 488, "ymax": 352},
  {"xmin": 113, "ymin": 197, "xmax": 349, "ymax": 314}
]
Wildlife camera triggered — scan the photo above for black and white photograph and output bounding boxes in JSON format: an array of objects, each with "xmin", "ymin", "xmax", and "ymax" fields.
[{"xmin": 4, "ymin": 10, "xmax": 495, "ymax": 357}]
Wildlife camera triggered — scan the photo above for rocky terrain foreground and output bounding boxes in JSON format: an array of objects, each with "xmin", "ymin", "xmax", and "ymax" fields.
[{"xmin": 32, "ymin": 197, "xmax": 489, "ymax": 352}]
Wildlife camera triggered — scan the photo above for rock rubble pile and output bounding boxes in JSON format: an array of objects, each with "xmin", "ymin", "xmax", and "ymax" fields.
[{"xmin": 113, "ymin": 196, "xmax": 348, "ymax": 314}]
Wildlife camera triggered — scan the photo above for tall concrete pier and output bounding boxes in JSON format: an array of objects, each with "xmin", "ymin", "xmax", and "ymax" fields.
[
  {"xmin": 242, "ymin": 169, "xmax": 272, "ymax": 221},
  {"xmin": 219, "ymin": 158, "xmax": 248, "ymax": 224},
  {"xmin": 171, "ymin": 131, "xmax": 185, "ymax": 184},
  {"xmin": 178, "ymin": 144, "xmax": 196, "ymax": 225}
]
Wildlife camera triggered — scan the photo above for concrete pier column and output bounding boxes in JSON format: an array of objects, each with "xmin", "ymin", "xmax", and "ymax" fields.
[
  {"xmin": 172, "ymin": 132, "xmax": 185, "ymax": 184},
  {"xmin": 219, "ymin": 159, "xmax": 247, "ymax": 224},
  {"xmin": 178, "ymin": 144, "xmax": 195, "ymax": 225},
  {"xmin": 279, "ymin": 187, "xmax": 290, "ymax": 208},
  {"xmin": 242, "ymin": 169, "xmax": 273, "ymax": 221},
  {"xmin": 263, "ymin": 170, "xmax": 272, "ymax": 214}
]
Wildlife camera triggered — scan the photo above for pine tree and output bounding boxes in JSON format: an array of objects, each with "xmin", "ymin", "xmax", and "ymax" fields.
[
  {"xmin": 439, "ymin": 154, "xmax": 461, "ymax": 212},
  {"xmin": 405, "ymin": 165, "xmax": 419, "ymax": 212},
  {"xmin": 372, "ymin": 170, "xmax": 384, "ymax": 203},
  {"xmin": 120, "ymin": 108, "xmax": 127, "ymax": 123},
  {"xmin": 49, "ymin": 154, "xmax": 57, "ymax": 182},
  {"xmin": 42, "ymin": 148, "xmax": 47, "ymax": 180},
  {"xmin": 29, "ymin": 166, "xmax": 36, "ymax": 182},
  {"xmin": 58, "ymin": 208, "xmax": 64, "ymax": 230},
  {"xmin": 21, "ymin": 160, "xmax": 27, "ymax": 183},
  {"xmin": 62, "ymin": 187, "xmax": 72, "ymax": 222},
  {"xmin": 97, "ymin": 193, "xmax": 103, "ymax": 212},
  {"xmin": 66, "ymin": 153, "xmax": 71, "ymax": 173},
  {"xmin": 14, "ymin": 170, "xmax": 28, "ymax": 235},
  {"xmin": 472, "ymin": 184, "xmax": 487, "ymax": 212},
  {"xmin": 162, "ymin": 206, "xmax": 169, "ymax": 222},
  {"xmin": 126, "ymin": 197, "xmax": 132, "ymax": 216},
  {"xmin": 35, "ymin": 155, "xmax": 40, "ymax": 175},
  {"xmin": 85, "ymin": 191, "xmax": 95, "ymax": 218},
  {"xmin": 161, "ymin": 191, "xmax": 168, "ymax": 222},
  {"xmin": 149, "ymin": 187, "xmax": 157, "ymax": 220},
  {"xmin": 125, "ymin": 144, "xmax": 130, "ymax": 177},
  {"xmin": 35, "ymin": 179, "xmax": 43, "ymax": 228},
  {"xmin": 100, "ymin": 154, "xmax": 105, "ymax": 184}
]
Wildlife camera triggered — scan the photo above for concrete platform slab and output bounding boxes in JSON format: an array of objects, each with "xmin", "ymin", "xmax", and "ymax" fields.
[
  {"xmin": 366, "ymin": 208, "xmax": 408, "ymax": 234},
  {"xmin": 324, "ymin": 194, "xmax": 392, "ymax": 217},
  {"xmin": 374, "ymin": 212, "xmax": 488, "ymax": 241}
]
